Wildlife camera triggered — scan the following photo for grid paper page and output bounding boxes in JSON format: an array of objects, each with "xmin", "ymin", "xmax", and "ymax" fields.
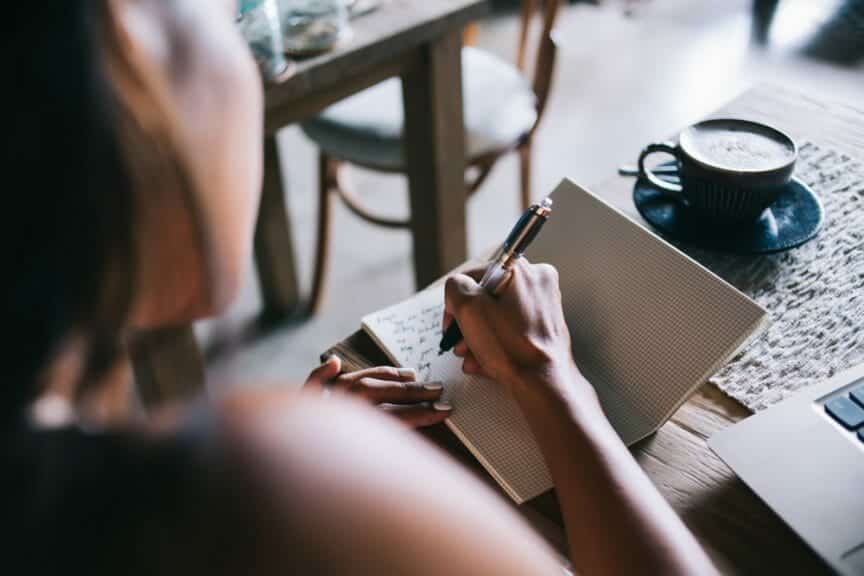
[
  {"xmin": 362, "ymin": 286, "xmax": 553, "ymax": 503},
  {"xmin": 531, "ymin": 179, "xmax": 769, "ymax": 443}
]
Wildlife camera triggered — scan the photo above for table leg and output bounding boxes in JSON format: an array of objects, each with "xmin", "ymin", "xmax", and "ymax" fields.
[
  {"xmin": 254, "ymin": 134, "xmax": 302, "ymax": 316},
  {"xmin": 402, "ymin": 30, "xmax": 468, "ymax": 290},
  {"xmin": 130, "ymin": 325, "xmax": 204, "ymax": 410}
]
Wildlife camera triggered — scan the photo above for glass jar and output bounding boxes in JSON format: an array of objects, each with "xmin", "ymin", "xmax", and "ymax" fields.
[
  {"xmin": 238, "ymin": 0, "xmax": 292, "ymax": 82},
  {"xmin": 279, "ymin": 0, "xmax": 351, "ymax": 56}
]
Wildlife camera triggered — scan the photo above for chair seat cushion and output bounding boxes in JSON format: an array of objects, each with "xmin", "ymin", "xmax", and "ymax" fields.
[{"xmin": 301, "ymin": 47, "xmax": 537, "ymax": 170}]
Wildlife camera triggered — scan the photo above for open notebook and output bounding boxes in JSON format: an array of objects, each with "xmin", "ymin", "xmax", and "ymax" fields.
[{"xmin": 362, "ymin": 179, "xmax": 769, "ymax": 503}]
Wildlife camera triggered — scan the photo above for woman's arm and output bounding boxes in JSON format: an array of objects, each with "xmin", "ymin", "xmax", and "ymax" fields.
[
  {"xmin": 443, "ymin": 259, "xmax": 717, "ymax": 575},
  {"xmin": 512, "ymin": 363, "xmax": 716, "ymax": 575}
]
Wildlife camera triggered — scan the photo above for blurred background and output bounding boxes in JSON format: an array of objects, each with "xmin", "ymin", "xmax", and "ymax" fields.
[{"xmin": 203, "ymin": 0, "xmax": 863, "ymax": 389}]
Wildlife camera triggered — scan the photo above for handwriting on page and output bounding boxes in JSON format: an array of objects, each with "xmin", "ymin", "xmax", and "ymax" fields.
[
  {"xmin": 362, "ymin": 284, "xmax": 554, "ymax": 503},
  {"xmin": 370, "ymin": 300, "xmax": 444, "ymax": 381}
]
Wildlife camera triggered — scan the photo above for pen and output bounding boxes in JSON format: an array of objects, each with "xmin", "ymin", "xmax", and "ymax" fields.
[{"xmin": 438, "ymin": 197, "xmax": 554, "ymax": 355}]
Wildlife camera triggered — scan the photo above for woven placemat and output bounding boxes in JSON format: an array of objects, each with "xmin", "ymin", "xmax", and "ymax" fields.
[{"xmin": 676, "ymin": 141, "xmax": 864, "ymax": 412}]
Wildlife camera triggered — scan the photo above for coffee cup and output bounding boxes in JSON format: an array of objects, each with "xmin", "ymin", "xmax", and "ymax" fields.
[{"xmin": 638, "ymin": 119, "xmax": 797, "ymax": 221}]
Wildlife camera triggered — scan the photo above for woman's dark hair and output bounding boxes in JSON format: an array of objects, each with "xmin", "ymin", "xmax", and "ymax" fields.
[{"xmin": 5, "ymin": 2, "xmax": 136, "ymax": 437}]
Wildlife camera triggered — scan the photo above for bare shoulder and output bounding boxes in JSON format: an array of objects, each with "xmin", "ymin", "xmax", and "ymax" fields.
[{"xmin": 211, "ymin": 389, "xmax": 564, "ymax": 575}]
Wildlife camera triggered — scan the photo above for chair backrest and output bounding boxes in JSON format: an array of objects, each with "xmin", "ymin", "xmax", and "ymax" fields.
[{"xmin": 516, "ymin": 0, "xmax": 563, "ymax": 131}]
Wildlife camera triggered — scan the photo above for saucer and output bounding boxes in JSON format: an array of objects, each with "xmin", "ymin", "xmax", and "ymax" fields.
[{"xmin": 633, "ymin": 167, "xmax": 824, "ymax": 254}]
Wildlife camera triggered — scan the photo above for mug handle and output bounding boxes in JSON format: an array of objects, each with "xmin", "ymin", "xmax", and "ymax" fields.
[{"xmin": 638, "ymin": 142, "xmax": 683, "ymax": 194}]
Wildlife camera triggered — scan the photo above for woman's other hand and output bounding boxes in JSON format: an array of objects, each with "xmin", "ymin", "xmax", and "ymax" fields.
[{"xmin": 303, "ymin": 356, "xmax": 452, "ymax": 428}]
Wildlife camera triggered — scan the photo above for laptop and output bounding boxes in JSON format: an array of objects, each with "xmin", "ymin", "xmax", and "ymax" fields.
[{"xmin": 709, "ymin": 363, "xmax": 864, "ymax": 575}]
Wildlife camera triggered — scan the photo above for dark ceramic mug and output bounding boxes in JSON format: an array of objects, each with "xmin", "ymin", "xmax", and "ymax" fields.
[{"xmin": 638, "ymin": 119, "xmax": 798, "ymax": 221}]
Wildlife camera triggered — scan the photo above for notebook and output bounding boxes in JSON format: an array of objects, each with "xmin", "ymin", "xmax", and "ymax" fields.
[{"xmin": 362, "ymin": 179, "xmax": 769, "ymax": 504}]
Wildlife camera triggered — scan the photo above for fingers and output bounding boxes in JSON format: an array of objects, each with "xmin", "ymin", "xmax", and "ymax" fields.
[
  {"xmin": 453, "ymin": 341, "xmax": 488, "ymax": 377},
  {"xmin": 453, "ymin": 340, "xmax": 469, "ymax": 358},
  {"xmin": 513, "ymin": 258, "xmax": 558, "ymax": 288},
  {"xmin": 452, "ymin": 339, "xmax": 486, "ymax": 376},
  {"xmin": 461, "ymin": 265, "xmax": 487, "ymax": 283},
  {"xmin": 496, "ymin": 258, "xmax": 561, "ymax": 305},
  {"xmin": 461, "ymin": 353, "xmax": 488, "ymax": 377},
  {"xmin": 304, "ymin": 355, "xmax": 342, "ymax": 389},
  {"xmin": 310, "ymin": 361, "xmax": 454, "ymax": 428},
  {"xmin": 443, "ymin": 272, "xmax": 488, "ymax": 349},
  {"xmin": 334, "ymin": 365, "xmax": 417, "ymax": 390},
  {"xmin": 348, "ymin": 377, "xmax": 445, "ymax": 405},
  {"xmin": 442, "ymin": 309, "xmax": 454, "ymax": 332},
  {"xmin": 532, "ymin": 262, "xmax": 560, "ymax": 290},
  {"xmin": 498, "ymin": 257, "xmax": 529, "ymax": 294},
  {"xmin": 444, "ymin": 273, "xmax": 487, "ymax": 318},
  {"xmin": 384, "ymin": 402, "xmax": 453, "ymax": 428}
]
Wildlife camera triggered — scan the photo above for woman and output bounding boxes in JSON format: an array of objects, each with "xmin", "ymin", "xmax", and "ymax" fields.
[{"xmin": 7, "ymin": 1, "xmax": 716, "ymax": 574}]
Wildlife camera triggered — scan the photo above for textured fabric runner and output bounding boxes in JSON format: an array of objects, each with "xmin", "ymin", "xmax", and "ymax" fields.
[{"xmin": 680, "ymin": 141, "xmax": 864, "ymax": 411}]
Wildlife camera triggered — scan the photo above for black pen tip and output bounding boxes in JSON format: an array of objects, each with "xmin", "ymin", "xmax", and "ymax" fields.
[{"xmin": 438, "ymin": 349, "xmax": 445, "ymax": 356}]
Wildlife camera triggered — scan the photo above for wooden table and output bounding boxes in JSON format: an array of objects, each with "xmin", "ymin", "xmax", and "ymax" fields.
[
  {"xmin": 323, "ymin": 84, "xmax": 864, "ymax": 574},
  {"xmin": 257, "ymin": 0, "xmax": 488, "ymax": 315},
  {"xmin": 130, "ymin": 0, "xmax": 488, "ymax": 404}
]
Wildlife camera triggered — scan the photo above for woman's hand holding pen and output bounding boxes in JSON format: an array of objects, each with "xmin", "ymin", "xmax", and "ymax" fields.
[
  {"xmin": 303, "ymin": 356, "xmax": 452, "ymax": 428},
  {"xmin": 443, "ymin": 258, "xmax": 601, "ymax": 418},
  {"xmin": 445, "ymin": 258, "xmax": 717, "ymax": 576},
  {"xmin": 303, "ymin": 257, "xmax": 601, "ymax": 428}
]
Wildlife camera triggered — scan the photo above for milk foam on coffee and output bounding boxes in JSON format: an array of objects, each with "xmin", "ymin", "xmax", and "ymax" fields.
[{"xmin": 684, "ymin": 120, "xmax": 795, "ymax": 172}]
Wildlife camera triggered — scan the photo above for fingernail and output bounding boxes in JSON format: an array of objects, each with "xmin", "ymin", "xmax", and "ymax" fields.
[
  {"xmin": 398, "ymin": 368, "xmax": 417, "ymax": 379},
  {"xmin": 433, "ymin": 401, "xmax": 453, "ymax": 412},
  {"xmin": 423, "ymin": 381, "xmax": 444, "ymax": 392},
  {"xmin": 327, "ymin": 354, "xmax": 340, "ymax": 364}
]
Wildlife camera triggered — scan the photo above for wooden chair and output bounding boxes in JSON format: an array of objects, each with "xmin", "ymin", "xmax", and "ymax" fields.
[{"xmin": 302, "ymin": 0, "xmax": 563, "ymax": 311}]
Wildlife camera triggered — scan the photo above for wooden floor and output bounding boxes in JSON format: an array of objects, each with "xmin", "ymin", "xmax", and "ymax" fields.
[{"xmin": 199, "ymin": 0, "xmax": 863, "ymax": 391}]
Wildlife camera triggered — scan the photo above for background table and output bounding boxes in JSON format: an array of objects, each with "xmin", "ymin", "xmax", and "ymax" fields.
[
  {"xmin": 323, "ymin": 84, "xmax": 864, "ymax": 574},
  {"xmin": 257, "ymin": 0, "xmax": 489, "ymax": 316}
]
